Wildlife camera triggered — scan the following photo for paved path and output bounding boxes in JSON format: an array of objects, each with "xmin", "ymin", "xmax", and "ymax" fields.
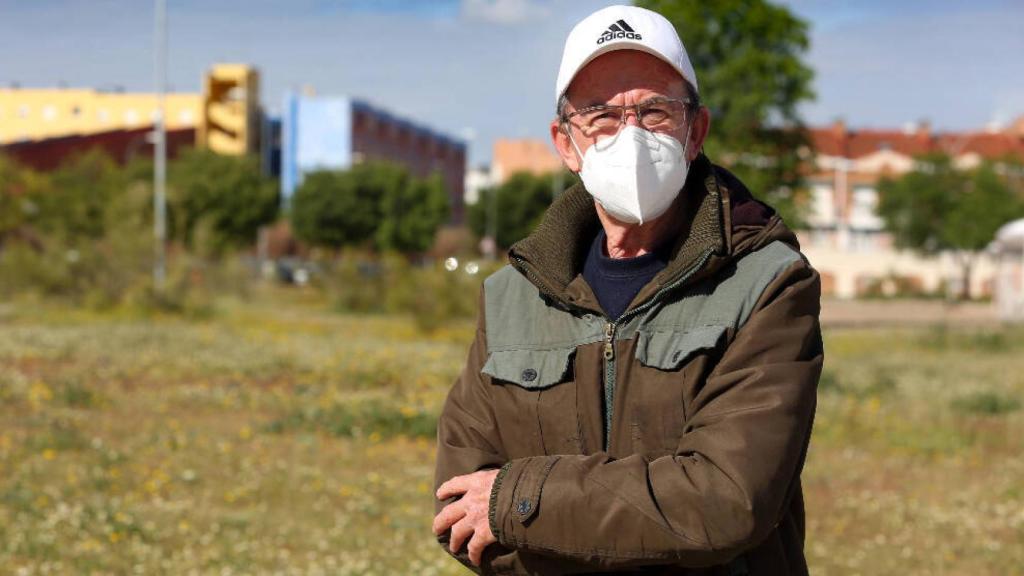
[{"xmin": 821, "ymin": 299, "xmax": 1000, "ymax": 328}]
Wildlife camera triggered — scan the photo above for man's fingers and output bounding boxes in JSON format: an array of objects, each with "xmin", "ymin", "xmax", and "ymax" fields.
[
  {"xmin": 448, "ymin": 517, "xmax": 474, "ymax": 555},
  {"xmin": 467, "ymin": 532, "xmax": 487, "ymax": 566},
  {"xmin": 436, "ymin": 475, "xmax": 469, "ymax": 500},
  {"xmin": 432, "ymin": 500, "xmax": 464, "ymax": 535}
]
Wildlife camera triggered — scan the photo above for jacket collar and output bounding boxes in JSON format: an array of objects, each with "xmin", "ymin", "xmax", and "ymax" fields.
[{"xmin": 507, "ymin": 153, "xmax": 731, "ymax": 314}]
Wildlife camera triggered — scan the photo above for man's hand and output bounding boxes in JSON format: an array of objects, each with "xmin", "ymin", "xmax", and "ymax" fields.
[{"xmin": 432, "ymin": 468, "xmax": 500, "ymax": 566}]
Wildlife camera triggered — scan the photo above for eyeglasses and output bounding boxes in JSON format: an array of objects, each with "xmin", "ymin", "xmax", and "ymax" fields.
[{"xmin": 560, "ymin": 97, "xmax": 695, "ymax": 138}]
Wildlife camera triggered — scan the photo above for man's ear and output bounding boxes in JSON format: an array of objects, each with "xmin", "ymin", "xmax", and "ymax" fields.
[
  {"xmin": 687, "ymin": 106, "xmax": 711, "ymax": 163},
  {"xmin": 551, "ymin": 119, "xmax": 581, "ymax": 173}
]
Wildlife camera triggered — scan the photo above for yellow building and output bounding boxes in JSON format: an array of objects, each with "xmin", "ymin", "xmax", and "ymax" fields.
[
  {"xmin": 0, "ymin": 89, "xmax": 200, "ymax": 144},
  {"xmin": 196, "ymin": 64, "xmax": 260, "ymax": 156},
  {"xmin": 0, "ymin": 64, "xmax": 259, "ymax": 156}
]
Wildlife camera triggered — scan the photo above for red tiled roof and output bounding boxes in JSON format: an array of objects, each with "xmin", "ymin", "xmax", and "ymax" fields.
[
  {"xmin": 809, "ymin": 120, "xmax": 1024, "ymax": 161},
  {"xmin": 936, "ymin": 131, "xmax": 1024, "ymax": 159}
]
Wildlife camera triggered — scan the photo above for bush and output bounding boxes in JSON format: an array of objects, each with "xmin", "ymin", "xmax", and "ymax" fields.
[
  {"xmin": 323, "ymin": 250, "xmax": 401, "ymax": 314},
  {"xmin": 265, "ymin": 399, "xmax": 437, "ymax": 439},
  {"xmin": 376, "ymin": 172, "xmax": 449, "ymax": 253},
  {"xmin": 290, "ymin": 162, "xmax": 448, "ymax": 253},
  {"xmin": 169, "ymin": 148, "xmax": 279, "ymax": 257},
  {"xmin": 322, "ymin": 251, "xmax": 500, "ymax": 332},
  {"xmin": 951, "ymin": 392, "xmax": 1021, "ymax": 416},
  {"xmin": 0, "ymin": 149, "xmax": 265, "ymax": 312},
  {"xmin": 388, "ymin": 259, "xmax": 484, "ymax": 332},
  {"xmin": 468, "ymin": 171, "xmax": 575, "ymax": 249}
]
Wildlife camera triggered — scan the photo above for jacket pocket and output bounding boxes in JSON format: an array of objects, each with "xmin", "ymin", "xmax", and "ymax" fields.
[
  {"xmin": 481, "ymin": 347, "xmax": 576, "ymax": 390},
  {"xmin": 635, "ymin": 324, "xmax": 728, "ymax": 371},
  {"xmin": 482, "ymin": 346, "xmax": 584, "ymax": 456},
  {"xmin": 630, "ymin": 325, "xmax": 728, "ymax": 455}
]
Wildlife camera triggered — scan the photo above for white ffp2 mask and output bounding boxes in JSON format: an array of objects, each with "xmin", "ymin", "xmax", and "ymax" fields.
[{"xmin": 572, "ymin": 125, "xmax": 690, "ymax": 225}]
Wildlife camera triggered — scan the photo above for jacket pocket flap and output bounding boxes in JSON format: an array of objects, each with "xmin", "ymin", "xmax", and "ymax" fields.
[
  {"xmin": 636, "ymin": 324, "xmax": 727, "ymax": 370},
  {"xmin": 481, "ymin": 347, "xmax": 575, "ymax": 390}
]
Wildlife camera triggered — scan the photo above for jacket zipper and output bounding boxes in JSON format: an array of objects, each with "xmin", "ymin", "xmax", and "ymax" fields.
[
  {"xmin": 603, "ymin": 320, "xmax": 617, "ymax": 452},
  {"xmin": 601, "ymin": 248, "xmax": 714, "ymax": 451},
  {"xmin": 512, "ymin": 249, "xmax": 716, "ymax": 452}
]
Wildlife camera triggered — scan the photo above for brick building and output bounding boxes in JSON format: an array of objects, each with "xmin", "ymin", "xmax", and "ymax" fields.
[
  {"xmin": 801, "ymin": 117, "xmax": 1024, "ymax": 298},
  {"xmin": 281, "ymin": 94, "xmax": 466, "ymax": 224}
]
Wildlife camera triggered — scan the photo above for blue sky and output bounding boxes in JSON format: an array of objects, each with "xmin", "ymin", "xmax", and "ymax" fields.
[{"xmin": 1, "ymin": 0, "xmax": 1022, "ymax": 166}]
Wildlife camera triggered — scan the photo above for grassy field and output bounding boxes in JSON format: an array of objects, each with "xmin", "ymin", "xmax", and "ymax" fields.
[{"xmin": 1, "ymin": 292, "xmax": 1022, "ymax": 575}]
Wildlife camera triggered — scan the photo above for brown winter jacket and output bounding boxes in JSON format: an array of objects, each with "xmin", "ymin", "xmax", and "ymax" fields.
[{"xmin": 434, "ymin": 153, "xmax": 823, "ymax": 575}]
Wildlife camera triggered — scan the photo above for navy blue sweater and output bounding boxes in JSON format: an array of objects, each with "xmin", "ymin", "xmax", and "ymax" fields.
[{"xmin": 582, "ymin": 228, "xmax": 673, "ymax": 321}]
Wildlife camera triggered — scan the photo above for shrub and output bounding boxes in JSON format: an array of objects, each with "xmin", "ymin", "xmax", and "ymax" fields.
[
  {"xmin": 468, "ymin": 171, "xmax": 575, "ymax": 249},
  {"xmin": 169, "ymin": 148, "xmax": 279, "ymax": 257},
  {"xmin": 951, "ymin": 392, "xmax": 1021, "ymax": 416}
]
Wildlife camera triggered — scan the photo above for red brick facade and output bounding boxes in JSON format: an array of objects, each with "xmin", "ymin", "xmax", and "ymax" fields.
[{"xmin": 351, "ymin": 103, "xmax": 466, "ymax": 225}]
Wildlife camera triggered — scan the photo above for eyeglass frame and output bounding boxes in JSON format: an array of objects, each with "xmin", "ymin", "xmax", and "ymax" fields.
[{"xmin": 558, "ymin": 96, "xmax": 699, "ymax": 139}]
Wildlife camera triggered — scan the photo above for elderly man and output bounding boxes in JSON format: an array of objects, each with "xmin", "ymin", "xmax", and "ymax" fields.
[{"xmin": 433, "ymin": 5, "xmax": 822, "ymax": 575}]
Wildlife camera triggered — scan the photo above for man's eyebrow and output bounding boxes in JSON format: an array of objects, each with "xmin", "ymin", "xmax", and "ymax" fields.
[{"xmin": 576, "ymin": 95, "xmax": 675, "ymax": 108}]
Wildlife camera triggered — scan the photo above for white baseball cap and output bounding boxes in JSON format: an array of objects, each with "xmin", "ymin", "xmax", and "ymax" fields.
[{"xmin": 555, "ymin": 5, "xmax": 698, "ymax": 108}]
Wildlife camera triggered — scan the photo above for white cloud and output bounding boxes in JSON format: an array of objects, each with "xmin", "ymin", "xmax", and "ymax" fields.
[{"xmin": 461, "ymin": 0, "xmax": 550, "ymax": 25}]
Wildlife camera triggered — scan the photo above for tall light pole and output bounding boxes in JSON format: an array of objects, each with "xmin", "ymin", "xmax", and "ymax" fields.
[{"xmin": 153, "ymin": 0, "xmax": 167, "ymax": 291}]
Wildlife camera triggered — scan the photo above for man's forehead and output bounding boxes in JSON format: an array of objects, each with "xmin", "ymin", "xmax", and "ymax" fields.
[{"xmin": 567, "ymin": 50, "xmax": 688, "ymax": 105}]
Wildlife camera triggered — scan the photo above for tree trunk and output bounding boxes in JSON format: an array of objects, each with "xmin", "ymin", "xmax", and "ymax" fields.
[{"xmin": 956, "ymin": 252, "xmax": 975, "ymax": 301}]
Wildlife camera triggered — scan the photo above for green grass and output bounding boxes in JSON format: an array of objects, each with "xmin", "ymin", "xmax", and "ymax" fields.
[{"xmin": 1, "ymin": 296, "xmax": 1022, "ymax": 574}]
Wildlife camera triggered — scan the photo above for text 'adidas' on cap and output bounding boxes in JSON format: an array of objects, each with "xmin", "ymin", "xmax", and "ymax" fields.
[{"xmin": 555, "ymin": 5, "xmax": 698, "ymax": 108}]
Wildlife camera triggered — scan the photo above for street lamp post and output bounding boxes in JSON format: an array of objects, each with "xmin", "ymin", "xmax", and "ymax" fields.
[{"xmin": 153, "ymin": 0, "xmax": 167, "ymax": 291}]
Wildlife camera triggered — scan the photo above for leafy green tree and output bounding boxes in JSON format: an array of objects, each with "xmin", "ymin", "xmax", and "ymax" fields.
[
  {"xmin": 635, "ymin": 0, "xmax": 815, "ymax": 227},
  {"xmin": 291, "ymin": 169, "xmax": 379, "ymax": 250},
  {"xmin": 468, "ymin": 171, "xmax": 573, "ymax": 249},
  {"xmin": 169, "ymin": 148, "xmax": 279, "ymax": 256},
  {"xmin": 35, "ymin": 149, "xmax": 125, "ymax": 243},
  {"xmin": 291, "ymin": 162, "xmax": 452, "ymax": 253},
  {"xmin": 376, "ymin": 171, "xmax": 450, "ymax": 253},
  {"xmin": 0, "ymin": 155, "xmax": 46, "ymax": 248},
  {"xmin": 878, "ymin": 154, "xmax": 1024, "ymax": 299}
]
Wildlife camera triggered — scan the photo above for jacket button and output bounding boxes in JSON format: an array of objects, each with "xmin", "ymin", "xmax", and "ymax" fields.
[
  {"xmin": 516, "ymin": 499, "xmax": 532, "ymax": 515},
  {"xmin": 521, "ymin": 368, "xmax": 538, "ymax": 382}
]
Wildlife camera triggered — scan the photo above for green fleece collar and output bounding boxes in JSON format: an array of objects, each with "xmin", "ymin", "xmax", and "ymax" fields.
[{"xmin": 507, "ymin": 154, "xmax": 726, "ymax": 306}]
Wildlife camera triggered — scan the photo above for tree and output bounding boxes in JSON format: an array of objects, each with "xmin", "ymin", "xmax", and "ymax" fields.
[
  {"xmin": 37, "ymin": 149, "xmax": 125, "ymax": 243},
  {"xmin": 376, "ymin": 171, "xmax": 450, "ymax": 253},
  {"xmin": 0, "ymin": 155, "xmax": 46, "ymax": 249},
  {"xmin": 169, "ymin": 148, "xmax": 279, "ymax": 256},
  {"xmin": 634, "ymin": 0, "xmax": 815, "ymax": 227},
  {"xmin": 290, "ymin": 162, "xmax": 450, "ymax": 253},
  {"xmin": 291, "ymin": 169, "xmax": 380, "ymax": 250},
  {"xmin": 877, "ymin": 154, "xmax": 1024, "ymax": 299},
  {"xmin": 468, "ymin": 171, "xmax": 572, "ymax": 249}
]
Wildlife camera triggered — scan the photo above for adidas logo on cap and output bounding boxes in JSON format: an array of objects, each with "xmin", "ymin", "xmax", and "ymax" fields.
[{"xmin": 597, "ymin": 19, "xmax": 642, "ymax": 44}]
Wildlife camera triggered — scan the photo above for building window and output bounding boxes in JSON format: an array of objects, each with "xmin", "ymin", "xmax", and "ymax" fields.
[
  {"xmin": 178, "ymin": 109, "xmax": 193, "ymax": 124},
  {"xmin": 124, "ymin": 109, "xmax": 139, "ymax": 125},
  {"xmin": 98, "ymin": 109, "xmax": 110, "ymax": 123},
  {"xmin": 850, "ymin": 186, "xmax": 884, "ymax": 230},
  {"xmin": 17, "ymin": 105, "xmax": 29, "ymax": 118},
  {"xmin": 43, "ymin": 105, "xmax": 57, "ymax": 121},
  {"xmin": 71, "ymin": 105, "xmax": 82, "ymax": 117}
]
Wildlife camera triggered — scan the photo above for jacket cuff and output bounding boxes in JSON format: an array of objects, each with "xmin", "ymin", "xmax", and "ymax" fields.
[{"xmin": 489, "ymin": 456, "xmax": 561, "ymax": 548}]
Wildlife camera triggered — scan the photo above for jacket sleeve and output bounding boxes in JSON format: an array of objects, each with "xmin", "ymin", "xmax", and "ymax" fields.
[
  {"xmin": 433, "ymin": 286, "xmax": 509, "ymax": 573},
  {"xmin": 487, "ymin": 257, "xmax": 823, "ymax": 569},
  {"xmin": 434, "ymin": 287, "xmax": 618, "ymax": 574}
]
